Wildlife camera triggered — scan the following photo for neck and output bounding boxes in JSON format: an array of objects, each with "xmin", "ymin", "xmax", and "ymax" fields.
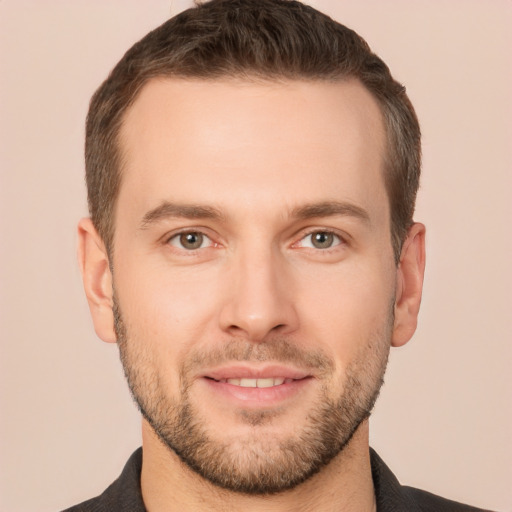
[{"xmin": 140, "ymin": 419, "xmax": 376, "ymax": 512}]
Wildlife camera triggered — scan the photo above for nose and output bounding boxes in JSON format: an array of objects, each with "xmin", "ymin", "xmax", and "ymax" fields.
[{"xmin": 218, "ymin": 246, "xmax": 299, "ymax": 342}]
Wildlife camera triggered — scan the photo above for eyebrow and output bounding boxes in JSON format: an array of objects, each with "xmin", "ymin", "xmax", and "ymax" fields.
[
  {"xmin": 291, "ymin": 201, "xmax": 371, "ymax": 224},
  {"xmin": 139, "ymin": 199, "xmax": 370, "ymax": 230},
  {"xmin": 139, "ymin": 201, "xmax": 224, "ymax": 229}
]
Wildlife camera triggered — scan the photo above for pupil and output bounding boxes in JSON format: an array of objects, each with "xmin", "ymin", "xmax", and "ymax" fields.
[
  {"xmin": 313, "ymin": 232, "xmax": 333, "ymax": 248},
  {"xmin": 180, "ymin": 232, "xmax": 202, "ymax": 249}
]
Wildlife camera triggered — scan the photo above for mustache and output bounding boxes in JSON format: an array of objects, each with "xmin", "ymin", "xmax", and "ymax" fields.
[{"xmin": 181, "ymin": 338, "xmax": 335, "ymax": 377}]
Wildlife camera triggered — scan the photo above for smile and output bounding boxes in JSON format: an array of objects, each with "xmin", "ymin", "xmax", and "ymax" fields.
[
  {"xmin": 199, "ymin": 365, "xmax": 316, "ymax": 406},
  {"xmin": 215, "ymin": 377, "xmax": 294, "ymax": 388},
  {"xmin": 201, "ymin": 370, "xmax": 314, "ymax": 407}
]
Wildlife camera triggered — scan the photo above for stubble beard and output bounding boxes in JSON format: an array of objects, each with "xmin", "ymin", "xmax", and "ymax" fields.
[{"xmin": 114, "ymin": 297, "xmax": 392, "ymax": 495}]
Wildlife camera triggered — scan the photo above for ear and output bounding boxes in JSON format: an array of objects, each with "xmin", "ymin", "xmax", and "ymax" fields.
[
  {"xmin": 77, "ymin": 218, "xmax": 116, "ymax": 343},
  {"xmin": 392, "ymin": 222, "xmax": 426, "ymax": 347}
]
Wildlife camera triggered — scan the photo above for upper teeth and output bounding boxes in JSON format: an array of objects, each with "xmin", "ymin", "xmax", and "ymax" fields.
[{"xmin": 221, "ymin": 377, "xmax": 289, "ymax": 388}]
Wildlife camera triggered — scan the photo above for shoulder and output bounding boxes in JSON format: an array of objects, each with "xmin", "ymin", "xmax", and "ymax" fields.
[
  {"xmin": 60, "ymin": 448, "xmax": 145, "ymax": 512},
  {"xmin": 370, "ymin": 448, "xmax": 495, "ymax": 512},
  {"xmin": 403, "ymin": 486, "xmax": 495, "ymax": 512},
  {"xmin": 61, "ymin": 495, "xmax": 104, "ymax": 512}
]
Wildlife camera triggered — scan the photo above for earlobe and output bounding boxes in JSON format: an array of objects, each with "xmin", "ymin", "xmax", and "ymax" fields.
[
  {"xmin": 391, "ymin": 223, "xmax": 426, "ymax": 347},
  {"xmin": 77, "ymin": 218, "xmax": 117, "ymax": 344}
]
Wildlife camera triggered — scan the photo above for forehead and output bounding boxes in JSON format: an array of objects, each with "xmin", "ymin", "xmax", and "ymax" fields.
[{"xmin": 117, "ymin": 77, "xmax": 387, "ymax": 223}]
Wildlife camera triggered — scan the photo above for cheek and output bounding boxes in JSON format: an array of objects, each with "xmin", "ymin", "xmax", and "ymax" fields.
[
  {"xmin": 295, "ymin": 259, "xmax": 395, "ymax": 354},
  {"xmin": 114, "ymin": 260, "xmax": 222, "ymax": 352}
]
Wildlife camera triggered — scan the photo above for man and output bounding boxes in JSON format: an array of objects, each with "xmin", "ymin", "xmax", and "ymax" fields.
[{"xmin": 66, "ymin": 0, "xmax": 491, "ymax": 510}]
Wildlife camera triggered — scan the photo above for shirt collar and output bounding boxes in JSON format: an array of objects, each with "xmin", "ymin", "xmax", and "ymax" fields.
[{"xmin": 101, "ymin": 447, "xmax": 420, "ymax": 511}]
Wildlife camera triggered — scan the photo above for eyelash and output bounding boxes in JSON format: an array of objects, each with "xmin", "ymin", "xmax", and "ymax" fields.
[
  {"xmin": 295, "ymin": 229, "xmax": 345, "ymax": 251},
  {"xmin": 165, "ymin": 228, "xmax": 346, "ymax": 253},
  {"xmin": 166, "ymin": 230, "xmax": 215, "ymax": 251}
]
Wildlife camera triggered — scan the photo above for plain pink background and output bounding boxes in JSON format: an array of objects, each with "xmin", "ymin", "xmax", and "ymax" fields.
[{"xmin": 1, "ymin": 1, "xmax": 511, "ymax": 511}]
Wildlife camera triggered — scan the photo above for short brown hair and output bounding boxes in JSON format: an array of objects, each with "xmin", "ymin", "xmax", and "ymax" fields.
[{"xmin": 86, "ymin": 0, "xmax": 421, "ymax": 262}]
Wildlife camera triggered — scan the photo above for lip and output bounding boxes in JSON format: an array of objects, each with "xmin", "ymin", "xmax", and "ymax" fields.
[
  {"xmin": 199, "ymin": 364, "xmax": 315, "ymax": 407},
  {"xmin": 203, "ymin": 364, "xmax": 311, "ymax": 381}
]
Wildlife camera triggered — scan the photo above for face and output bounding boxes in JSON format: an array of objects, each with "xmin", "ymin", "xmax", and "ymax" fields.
[{"xmin": 111, "ymin": 78, "xmax": 398, "ymax": 493}]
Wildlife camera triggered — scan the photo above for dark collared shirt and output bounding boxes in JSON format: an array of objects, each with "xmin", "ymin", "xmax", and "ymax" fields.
[{"xmin": 62, "ymin": 448, "xmax": 493, "ymax": 511}]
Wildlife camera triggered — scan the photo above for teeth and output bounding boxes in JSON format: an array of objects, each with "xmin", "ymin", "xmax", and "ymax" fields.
[
  {"xmin": 240, "ymin": 378, "xmax": 257, "ymax": 387},
  {"xmin": 225, "ymin": 377, "xmax": 288, "ymax": 388},
  {"xmin": 254, "ymin": 378, "xmax": 274, "ymax": 388}
]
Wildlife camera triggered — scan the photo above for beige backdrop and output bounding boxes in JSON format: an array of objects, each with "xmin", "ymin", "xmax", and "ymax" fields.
[{"xmin": 1, "ymin": 1, "xmax": 511, "ymax": 511}]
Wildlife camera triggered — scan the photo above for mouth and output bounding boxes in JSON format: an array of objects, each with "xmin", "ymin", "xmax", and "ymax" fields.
[
  {"xmin": 200, "ymin": 365, "xmax": 314, "ymax": 406},
  {"xmin": 211, "ymin": 377, "xmax": 295, "ymax": 388}
]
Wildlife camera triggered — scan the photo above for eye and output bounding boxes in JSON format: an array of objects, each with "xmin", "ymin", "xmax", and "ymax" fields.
[
  {"xmin": 168, "ymin": 231, "xmax": 212, "ymax": 250},
  {"xmin": 299, "ymin": 231, "xmax": 342, "ymax": 249}
]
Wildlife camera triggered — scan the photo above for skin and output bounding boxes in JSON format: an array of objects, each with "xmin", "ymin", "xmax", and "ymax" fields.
[{"xmin": 78, "ymin": 78, "xmax": 425, "ymax": 511}]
